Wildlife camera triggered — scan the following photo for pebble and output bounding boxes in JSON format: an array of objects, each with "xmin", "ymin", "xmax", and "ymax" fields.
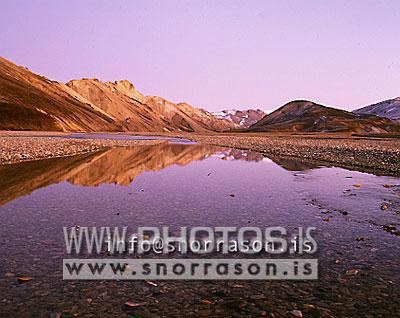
[
  {"xmin": 125, "ymin": 302, "xmax": 146, "ymax": 308},
  {"xmin": 380, "ymin": 203, "xmax": 389, "ymax": 210},
  {"xmin": 290, "ymin": 309, "xmax": 303, "ymax": 317},
  {"xmin": 346, "ymin": 269, "xmax": 360, "ymax": 276}
]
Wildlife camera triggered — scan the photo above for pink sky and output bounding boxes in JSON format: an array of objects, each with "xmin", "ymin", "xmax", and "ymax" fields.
[{"xmin": 0, "ymin": 1, "xmax": 399, "ymax": 112}]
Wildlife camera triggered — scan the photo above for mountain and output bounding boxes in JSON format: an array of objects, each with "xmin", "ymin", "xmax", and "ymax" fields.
[
  {"xmin": 0, "ymin": 56, "xmax": 236, "ymax": 132},
  {"xmin": 0, "ymin": 57, "xmax": 119, "ymax": 131},
  {"xmin": 212, "ymin": 109, "xmax": 266, "ymax": 128},
  {"xmin": 66, "ymin": 78, "xmax": 167, "ymax": 132},
  {"xmin": 66, "ymin": 79, "xmax": 219, "ymax": 132},
  {"xmin": 2, "ymin": 55, "xmax": 398, "ymax": 134},
  {"xmin": 353, "ymin": 98, "xmax": 400, "ymax": 122},
  {"xmin": 178, "ymin": 104, "xmax": 241, "ymax": 131},
  {"xmin": 249, "ymin": 100, "xmax": 400, "ymax": 133},
  {"xmin": 142, "ymin": 97, "xmax": 237, "ymax": 132}
]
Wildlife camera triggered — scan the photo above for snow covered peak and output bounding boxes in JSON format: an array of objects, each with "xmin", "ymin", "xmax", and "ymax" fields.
[{"xmin": 211, "ymin": 109, "xmax": 266, "ymax": 127}]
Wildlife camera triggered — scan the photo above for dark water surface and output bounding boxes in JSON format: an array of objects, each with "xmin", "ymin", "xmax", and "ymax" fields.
[{"xmin": 0, "ymin": 142, "xmax": 399, "ymax": 317}]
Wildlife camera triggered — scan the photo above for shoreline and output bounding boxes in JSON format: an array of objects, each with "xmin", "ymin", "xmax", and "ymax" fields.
[
  {"xmin": 188, "ymin": 134, "xmax": 400, "ymax": 176},
  {"xmin": 0, "ymin": 131, "xmax": 399, "ymax": 176},
  {"xmin": 0, "ymin": 136, "xmax": 166, "ymax": 165}
]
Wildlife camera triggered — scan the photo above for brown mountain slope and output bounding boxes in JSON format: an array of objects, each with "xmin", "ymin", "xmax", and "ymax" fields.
[
  {"xmin": 0, "ymin": 56, "xmax": 235, "ymax": 132},
  {"xmin": 67, "ymin": 78, "xmax": 236, "ymax": 132},
  {"xmin": 178, "ymin": 103, "xmax": 240, "ymax": 131},
  {"xmin": 66, "ymin": 78, "xmax": 164, "ymax": 131},
  {"xmin": 249, "ymin": 100, "xmax": 400, "ymax": 133},
  {"xmin": 0, "ymin": 57, "xmax": 120, "ymax": 131},
  {"xmin": 148, "ymin": 97, "xmax": 239, "ymax": 132}
]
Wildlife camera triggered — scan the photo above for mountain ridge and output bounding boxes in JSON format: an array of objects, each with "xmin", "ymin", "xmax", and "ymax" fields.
[
  {"xmin": 353, "ymin": 97, "xmax": 400, "ymax": 122},
  {"xmin": 0, "ymin": 56, "xmax": 236, "ymax": 132},
  {"xmin": 1, "ymin": 55, "xmax": 399, "ymax": 133},
  {"xmin": 66, "ymin": 78, "xmax": 239, "ymax": 132},
  {"xmin": 211, "ymin": 109, "xmax": 266, "ymax": 128},
  {"xmin": 249, "ymin": 100, "xmax": 399, "ymax": 133},
  {"xmin": 0, "ymin": 56, "xmax": 120, "ymax": 131}
]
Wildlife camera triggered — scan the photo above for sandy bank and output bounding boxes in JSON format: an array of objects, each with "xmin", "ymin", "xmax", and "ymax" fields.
[{"xmin": 190, "ymin": 134, "xmax": 400, "ymax": 176}]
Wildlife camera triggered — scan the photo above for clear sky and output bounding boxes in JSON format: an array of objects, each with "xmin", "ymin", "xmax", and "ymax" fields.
[{"xmin": 0, "ymin": 0, "xmax": 399, "ymax": 112}]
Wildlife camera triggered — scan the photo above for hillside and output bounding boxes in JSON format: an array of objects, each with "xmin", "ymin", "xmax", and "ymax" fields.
[
  {"xmin": 249, "ymin": 100, "xmax": 400, "ymax": 133},
  {"xmin": 353, "ymin": 98, "xmax": 400, "ymax": 122},
  {"xmin": 0, "ymin": 56, "xmax": 235, "ymax": 132},
  {"xmin": 0, "ymin": 57, "xmax": 120, "ymax": 131},
  {"xmin": 67, "ymin": 79, "xmax": 236, "ymax": 132},
  {"xmin": 2, "ymin": 55, "xmax": 398, "ymax": 134}
]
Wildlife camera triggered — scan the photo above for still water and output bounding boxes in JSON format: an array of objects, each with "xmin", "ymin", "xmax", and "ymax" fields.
[{"xmin": 0, "ymin": 142, "xmax": 399, "ymax": 317}]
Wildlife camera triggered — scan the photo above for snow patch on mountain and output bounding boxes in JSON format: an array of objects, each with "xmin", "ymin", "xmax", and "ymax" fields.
[{"xmin": 211, "ymin": 109, "xmax": 266, "ymax": 128}]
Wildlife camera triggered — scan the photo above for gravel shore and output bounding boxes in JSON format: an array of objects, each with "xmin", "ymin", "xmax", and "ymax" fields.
[
  {"xmin": 1, "ymin": 133, "xmax": 399, "ymax": 175},
  {"xmin": 0, "ymin": 137, "xmax": 166, "ymax": 165},
  {"xmin": 190, "ymin": 134, "xmax": 400, "ymax": 176}
]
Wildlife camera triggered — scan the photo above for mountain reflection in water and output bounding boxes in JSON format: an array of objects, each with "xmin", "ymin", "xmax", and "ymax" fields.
[
  {"xmin": 0, "ymin": 143, "xmax": 321, "ymax": 206},
  {"xmin": 0, "ymin": 142, "xmax": 399, "ymax": 317}
]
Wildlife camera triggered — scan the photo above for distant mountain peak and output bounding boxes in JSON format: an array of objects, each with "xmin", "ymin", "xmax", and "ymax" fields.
[
  {"xmin": 353, "ymin": 97, "xmax": 400, "ymax": 122},
  {"xmin": 211, "ymin": 108, "xmax": 266, "ymax": 128}
]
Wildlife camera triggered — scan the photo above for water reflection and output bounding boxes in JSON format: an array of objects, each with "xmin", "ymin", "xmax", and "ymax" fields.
[
  {"xmin": 66, "ymin": 144, "xmax": 220, "ymax": 186},
  {"xmin": 217, "ymin": 149, "xmax": 321, "ymax": 171},
  {"xmin": 0, "ymin": 144, "xmax": 217, "ymax": 206},
  {"xmin": 0, "ymin": 144, "xmax": 329, "ymax": 206},
  {"xmin": 0, "ymin": 142, "xmax": 399, "ymax": 317}
]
